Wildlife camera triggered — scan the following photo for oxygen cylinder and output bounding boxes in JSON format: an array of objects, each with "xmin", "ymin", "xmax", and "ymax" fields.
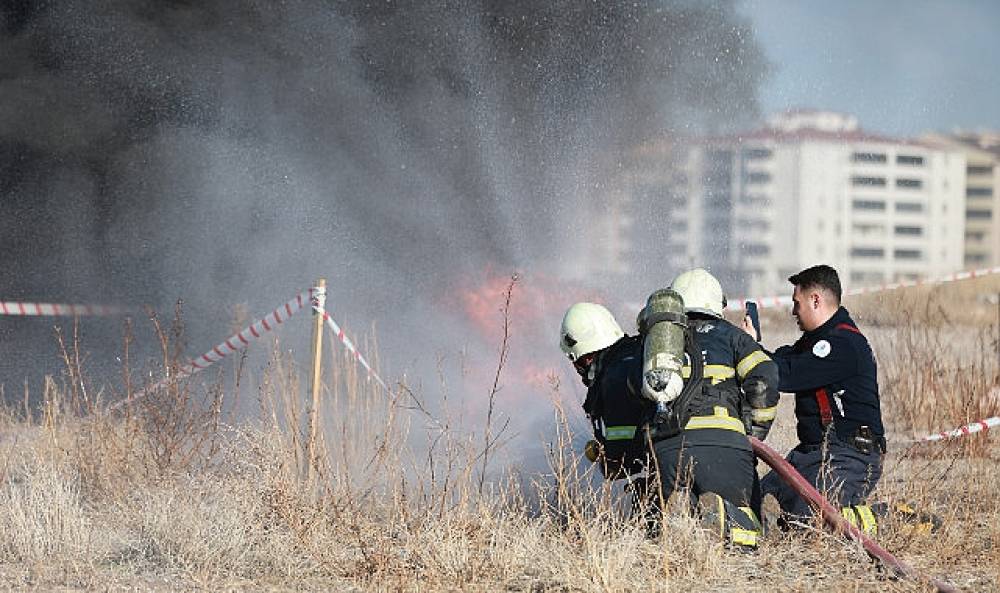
[{"xmin": 636, "ymin": 288, "xmax": 687, "ymax": 404}]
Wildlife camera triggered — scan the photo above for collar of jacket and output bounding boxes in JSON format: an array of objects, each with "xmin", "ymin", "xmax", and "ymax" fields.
[{"xmin": 803, "ymin": 306, "xmax": 855, "ymax": 339}]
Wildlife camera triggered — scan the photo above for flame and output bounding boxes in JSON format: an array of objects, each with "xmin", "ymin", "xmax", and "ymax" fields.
[{"xmin": 445, "ymin": 269, "xmax": 607, "ymax": 407}]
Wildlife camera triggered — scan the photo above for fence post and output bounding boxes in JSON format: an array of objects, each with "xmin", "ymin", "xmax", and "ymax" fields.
[{"xmin": 307, "ymin": 278, "xmax": 326, "ymax": 484}]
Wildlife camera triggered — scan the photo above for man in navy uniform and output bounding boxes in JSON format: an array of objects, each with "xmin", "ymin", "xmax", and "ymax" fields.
[{"xmin": 752, "ymin": 265, "xmax": 886, "ymax": 533}]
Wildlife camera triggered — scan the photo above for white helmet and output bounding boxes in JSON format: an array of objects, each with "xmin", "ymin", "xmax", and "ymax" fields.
[
  {"xmin": 670, "ymin": 268, "xmax": 726, "ymax": 317},
  {"xmin": 559, "ymin": 302, "xmax": 624, "ymax": 361}
]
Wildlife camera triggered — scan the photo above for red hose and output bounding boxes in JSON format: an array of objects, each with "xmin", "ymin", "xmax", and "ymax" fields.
[{"xmin": 750, "ymin": 437, "xmax": 958, "ymax": 593}]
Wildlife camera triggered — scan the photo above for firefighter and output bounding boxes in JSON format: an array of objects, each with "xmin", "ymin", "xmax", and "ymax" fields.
[
  {"xmin": 560, "ymin": 271, "xmax": 775, "ymax": 547},
  {"xmin": 654, "ymin": 268, "xmax": 779, "ymax": 545},
  {"xmin": 747, "ymin": 265, "xmax": 886, "ymax": 534}
]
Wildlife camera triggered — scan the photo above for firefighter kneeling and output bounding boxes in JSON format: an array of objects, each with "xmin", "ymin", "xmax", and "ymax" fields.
[{"xmin": 559, "ymin": 269, "xmax": 779, "ymax": 548}]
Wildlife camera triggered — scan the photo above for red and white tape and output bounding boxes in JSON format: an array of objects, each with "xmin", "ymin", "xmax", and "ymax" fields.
[
  {"xmin": 110, "ymin": 287, "xmax": 321, "ymax": 410},
  {"xmin": 725, "ymin": 265, "xmax": 1000, "ymax": 312},
  {"xmin": 917, "ymin": 416, "xmax": 1000, "ymax": 443},
  {"xmin": 0, "ymin": 301, "xmax": 125, "ymax": 317},
  {"xmin": 316, "ymin": 306, "xmax": 389, "ymax": 391}
]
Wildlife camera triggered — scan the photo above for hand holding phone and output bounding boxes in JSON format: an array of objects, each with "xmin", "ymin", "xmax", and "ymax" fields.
[{"xmin": 745, "ymin": 301, "xmax": 762, "ymax": 342}]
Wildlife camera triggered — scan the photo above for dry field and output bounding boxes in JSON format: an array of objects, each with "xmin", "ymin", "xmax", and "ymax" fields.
[{"xmin": 0, "ymin": 276, "xmax": 998, "ymax": 592}]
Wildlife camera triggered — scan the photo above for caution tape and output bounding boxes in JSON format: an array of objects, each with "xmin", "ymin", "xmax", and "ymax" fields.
[
  {"xmin": 110, "ymin": 287, "xmax": 322, "ymax": 410},
  {"xmin": 725, "ymin": 265, "xmax": 1000, "ymax": 312},
  {"xmin": 0, "ymin": 301, "xmax": 126, "ymax": 317},
  {"xmin": 917, "ymin": 416, "xmax": 1000, "ymax": 443},
  {"xmin": 316, "ymin": 306, "xmax": 389, "ymax": 391}
]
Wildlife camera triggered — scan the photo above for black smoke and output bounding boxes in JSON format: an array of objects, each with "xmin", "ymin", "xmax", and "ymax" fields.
[{"xmin": 0, "ymin": 1, "xmax": 768, "ymax": 402}]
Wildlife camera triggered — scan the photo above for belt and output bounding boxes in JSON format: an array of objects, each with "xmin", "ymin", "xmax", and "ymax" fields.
[{"xmin": 798, "ymin": 429, "xmax": 886, "ymax": 455}]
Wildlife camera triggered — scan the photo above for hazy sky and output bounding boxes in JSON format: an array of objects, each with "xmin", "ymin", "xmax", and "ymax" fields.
[{"xmin": 740, "ymin": 0, "xmax": 1000, "ymax": 138}]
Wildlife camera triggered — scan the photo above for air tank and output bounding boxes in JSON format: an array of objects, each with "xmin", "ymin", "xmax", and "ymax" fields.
[{"xmin": 636, "ymin": 288, "xmax": 687, "ymax": 404}]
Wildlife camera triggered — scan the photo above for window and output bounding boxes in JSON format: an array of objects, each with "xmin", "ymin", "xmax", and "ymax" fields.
[
  {"xmin": 966, "ymin": 231, "xmax": 986, "ymax": 241},
  {"xmin": 851, "ymin": 271, "xmax": 885, "ymax": 283},
  {"xmin": 744, "ymin": 243, "xmax": 771, "ymax": 256},
  {"xmin": 853, "ymin": 223, "xmax": 885, "ymax": 236},
  {"xmin": 895, "ymin": 225, "xmax": 923, "ymax": 236},
  {"xmin": 967, "ymin": 209, "xmax": 993, "ymax": 220},
  {"xmin": 967, "ymin": 165, "xmax": 994, "ymax": 175},
  {"xmin": 894, "ymin": 249, "xmax": 922, "ymax": 260},
  {"xmin": 967, "ymin": 187, "xmax": 994, "ymax": 197},
  {"xmin": 852, "ymin": 199, "xmax": 886, "ymax": 211},
  {"xmin": 743, "ymin": 148, "xmax": 772, "ymax": 159},
  {"xmin": 896, "ymin": 178, "xmax": 923, "ymax": 189},
  {"xmin": 896, "ymin": 155, "xmax": 924, "ymax": 166},
  {"xmin": 966, "ymin": 254, "xmax": 988, "ymax": 264},
  {"xmin": 852, "ymin": 152, "xmax": 887, "ymax": 163},
  {"xmin": 895, "ymin": 202, "xmax": 924, "ymax": 213},
  {"xmin": 741, "ymin": 193, "xmax": 770, "ymax": 206},
  {"xmin": 851, "ymin": 247, "xmax": 885, "ymax": 258},
  {"xmin": 743, "ymin": 219, "xmax": 771, "ymax": 232},
  {"xmin": 852, "ymin": 176, "xmax": 886, "ymax": 187},
  {"xmin": 745, "ymin": 171, "xmax": 771, "ymax": 184}
]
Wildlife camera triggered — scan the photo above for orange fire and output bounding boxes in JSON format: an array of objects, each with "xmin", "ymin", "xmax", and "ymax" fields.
[{"xmin": 446, "ymin": 269, "xmax": 609, "ymax": 405}]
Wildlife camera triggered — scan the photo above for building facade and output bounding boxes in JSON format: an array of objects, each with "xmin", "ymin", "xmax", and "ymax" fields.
[
  {"xmin": 921, "ymin": 132, "xmax": 1000, "ymax": 269},
  {"xmin": 619, "ymin": 111, "xmax": 969, "ymax": 297}
]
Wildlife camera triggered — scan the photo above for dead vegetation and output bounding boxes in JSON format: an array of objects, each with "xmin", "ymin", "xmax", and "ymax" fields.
[{"xmin": 0, "ymin": 281, "xmax": 998, "ymax": 592}]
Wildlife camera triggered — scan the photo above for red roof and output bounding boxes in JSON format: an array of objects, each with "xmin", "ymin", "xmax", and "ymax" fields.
[{"xmin": 699, "ymin": 127, "xmax": 931, "ymax": 148}]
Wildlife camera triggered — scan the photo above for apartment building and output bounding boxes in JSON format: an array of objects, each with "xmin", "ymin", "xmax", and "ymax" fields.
[
  {"xmin": 619, "ymin": 111, "xmax": 968, "ymax": 297},
  {"xmin": 921, "ymin": 132, "xmax": 1000, "ymax": 269}
]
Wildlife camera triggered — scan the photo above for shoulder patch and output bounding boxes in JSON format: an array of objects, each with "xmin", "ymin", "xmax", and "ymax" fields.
[
  {"xmin": 696, "ymin": 323, "xmax": 714, "ymax": 334},
  {"xmin": 812, "ymin": 340, "xmax": 831, "ymax": 358}
]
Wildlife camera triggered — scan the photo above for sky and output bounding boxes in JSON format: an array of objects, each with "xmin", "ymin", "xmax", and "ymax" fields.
[{"xmin": 740, "ymin": 0, "xmax": 1000, "ymax": 138}]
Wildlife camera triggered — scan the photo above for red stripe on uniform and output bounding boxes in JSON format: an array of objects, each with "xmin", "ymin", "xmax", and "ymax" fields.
[
  {"xmin": 836, "ymin": 323, "xmax": 861, "ymax": 334},
  {"xmin": 815, "ymin": 388, "xmax": 834, "ymax": 426}
]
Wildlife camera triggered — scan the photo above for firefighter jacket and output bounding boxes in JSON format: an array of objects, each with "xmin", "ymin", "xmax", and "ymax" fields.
[
  {"xmin": 582, "ymin": 320, "xmax": 779, "ymax": 477},
  {"xmin": 770, "ymin": 307, "xmax": 885, "ymax": 448},
  {"xmin": 672, "ymin": 314, "xmax": 781, "ymax": 449},
  {"xmin": 582, "ymin": 335, "xmax": 653, "ymax": 477}
]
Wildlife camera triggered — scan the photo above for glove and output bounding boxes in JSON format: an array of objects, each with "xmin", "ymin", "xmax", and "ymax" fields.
[{"xmin": 750, "ymin": 424, "xmax": 770, "ymax": 441}]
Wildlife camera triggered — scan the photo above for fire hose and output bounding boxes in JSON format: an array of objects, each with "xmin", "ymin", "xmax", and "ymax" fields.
[{"xmin": 750, "ymin": 436, "xmax": 958, "ymax": 593}]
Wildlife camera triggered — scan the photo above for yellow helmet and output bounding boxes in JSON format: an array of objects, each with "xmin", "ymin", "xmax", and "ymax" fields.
[
  {"xmin": 670, "ymin": 268, "xmax": 726, "ymax": 317},
  {"xmin": 559, "ymin": 302, "xmax": 624, "ymax": 361}
]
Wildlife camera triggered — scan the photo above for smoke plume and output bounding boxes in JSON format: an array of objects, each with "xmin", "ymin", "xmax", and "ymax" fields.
[{"xmin": 0, "ymin": 1, "xmax": 768, "ymax": 447}]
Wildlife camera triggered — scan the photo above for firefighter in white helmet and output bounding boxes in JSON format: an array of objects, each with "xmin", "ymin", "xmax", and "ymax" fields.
[
  {"xmin": 560, "ymin": 282, "xmax": 776, "ymax": 548},
  {"xmin": 653, "ymin": 268, "xmax": 780, "ymax": 546},
  {"xmin": 559, "ymin": 303, "xmax": 653, "ymax": 477}
]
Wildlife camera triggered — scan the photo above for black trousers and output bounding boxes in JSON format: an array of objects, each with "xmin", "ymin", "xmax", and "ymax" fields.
[
  {"xmin": 760, "ymin": 441, "xmax": 882, "ymax": 518},
  {"xmin": 652, "ymin": 437, "xmax": 759, "ymax": 514}
]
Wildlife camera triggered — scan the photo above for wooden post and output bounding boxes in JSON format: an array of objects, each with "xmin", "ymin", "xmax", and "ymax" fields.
[{"xmin": 307, "ymin": 278, "xmax": 326, "ymax": 484}]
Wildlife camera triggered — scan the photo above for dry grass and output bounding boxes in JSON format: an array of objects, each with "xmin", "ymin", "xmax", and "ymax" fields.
[{"xmin": 0, "ymin": 283, "xmax": 998, "ymax": 592}]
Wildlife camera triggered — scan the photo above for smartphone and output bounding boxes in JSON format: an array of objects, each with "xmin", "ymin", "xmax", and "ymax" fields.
[{"xmin": 745, "ymin": 301, "xmax": 762, "ymax": 342}]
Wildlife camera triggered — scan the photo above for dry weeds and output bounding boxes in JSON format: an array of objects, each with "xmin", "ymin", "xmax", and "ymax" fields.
[{"xmin": 0, "ymin": 281, "xmax": 998, "ymax": 592}]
